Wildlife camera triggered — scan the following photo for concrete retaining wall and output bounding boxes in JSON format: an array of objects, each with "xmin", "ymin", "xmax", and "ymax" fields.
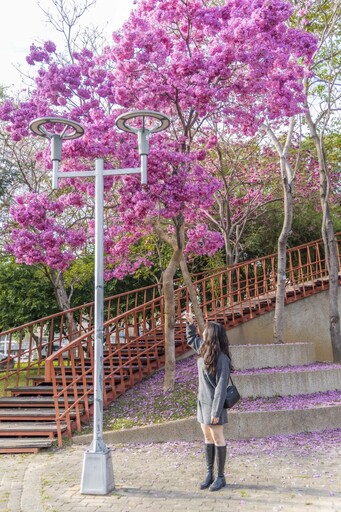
[
  {"xmin": 233, "ymin": 367, "xmax": 341, "ymax": 398},
  {"xmin": 73, "ymin": 405, "xmax": 341, "ymax": 445},
  {"xmin": 228, "ymin": 288, "xmax": 341, "ymax": 362},
  {"xmin": 226, "ymin": 406, "xmax": 341, "ymax": 440},
  {"xmin": 230, "ymin": 343, "xmax": 316, "ymax": 370}
]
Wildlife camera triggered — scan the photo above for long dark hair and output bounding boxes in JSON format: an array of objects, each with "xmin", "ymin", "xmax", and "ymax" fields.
[{"xmin": 198, "ymin": 321, "xmax": 232, "ymax": 374}]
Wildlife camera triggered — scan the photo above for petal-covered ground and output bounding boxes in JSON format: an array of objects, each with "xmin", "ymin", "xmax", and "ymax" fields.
[{"xmin": 104, "ymin": 356, "xmax": 341, "ymax": 430}]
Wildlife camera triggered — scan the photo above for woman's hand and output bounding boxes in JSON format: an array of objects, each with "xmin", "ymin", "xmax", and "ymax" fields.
[
  {"xmin": 184, "ymin": 312, "xmax": 194, "ymax": 324},
  {"xmin": 211, "ymin": 416, "xmax": 220, "ymax": 425}
]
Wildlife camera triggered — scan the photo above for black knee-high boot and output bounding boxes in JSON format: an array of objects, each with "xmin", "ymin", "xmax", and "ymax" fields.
[
  {"xmin": 209, "ymin": 445, "xmax": 226, "ymax": 491},
  {"xmin": 200, "ymin": 443, "xmax": 215, "ymax": 489}
]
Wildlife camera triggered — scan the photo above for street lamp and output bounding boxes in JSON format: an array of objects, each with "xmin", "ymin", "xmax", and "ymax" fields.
[{"xmin": 30, "ymin": 110, "xmax": 170, "ymax": 495}]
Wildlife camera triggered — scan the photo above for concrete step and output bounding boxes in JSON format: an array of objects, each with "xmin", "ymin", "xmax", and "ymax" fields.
[
  {"xmin": 230, "ymin": 342, "xmax": 316, "ymax": 370},
  {"xmin": 226, "ymin": 404, "xmax": 341, "ymax": 440},
  {"xmin": 73, "ymin": 399, "xmax": 341, "ymax": 445},
  {"xmin": 233, "ymin": 363, "xmax": 341, "ymax": 398}
]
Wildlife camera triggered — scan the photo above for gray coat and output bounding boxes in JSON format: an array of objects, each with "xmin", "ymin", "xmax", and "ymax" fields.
[{"xmin": 186, "ymin": 323, "xmax": 230, "ymax": 426}]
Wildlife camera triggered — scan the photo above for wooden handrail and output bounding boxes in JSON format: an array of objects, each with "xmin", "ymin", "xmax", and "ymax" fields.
[
  {"xmin": 45, "ymin": 295, "xmax": 168, "ymax": 444},
  {"xmin": 0, "ymin": 281, "xmax": 163, "ymax": 392}
]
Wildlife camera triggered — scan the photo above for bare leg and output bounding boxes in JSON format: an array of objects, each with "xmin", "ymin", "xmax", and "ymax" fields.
[
  {"xmin": 201, "ymin": 424, "xmax": 225, "ymax": 446},
  {"xmin": 201, "ymin": 423, "xmax": 214, "ymax": 443}
]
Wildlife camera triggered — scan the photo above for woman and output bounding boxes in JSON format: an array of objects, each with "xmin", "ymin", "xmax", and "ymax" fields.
[{"xmin": 185, "ymin": 312, "xmax": 232, "ymax": 492}]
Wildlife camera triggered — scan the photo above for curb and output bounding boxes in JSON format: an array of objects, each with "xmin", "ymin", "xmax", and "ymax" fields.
[{"xmin": 72, "ymin": 405, "xmax": 341, "ymax": 446}]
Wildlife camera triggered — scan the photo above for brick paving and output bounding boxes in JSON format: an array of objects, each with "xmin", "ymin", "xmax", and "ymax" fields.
[{"xmin": 0, "ymin": 435, "xmax": 341, "ymax": 512}]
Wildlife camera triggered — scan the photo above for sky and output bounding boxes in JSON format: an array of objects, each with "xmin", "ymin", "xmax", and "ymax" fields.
[{"xmin": 0, "ymin": 0, "xmax": 134, "ymax": 90}]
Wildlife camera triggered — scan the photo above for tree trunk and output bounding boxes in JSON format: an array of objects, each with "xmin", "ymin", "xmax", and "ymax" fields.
[
  {"xmin": 261, "ymin": 120, "xmax": 295, "ymax": 344},
  {"xmin": 47, "ymin": 268, "xmax": 75, "ymax": 341},
  {"xmin": 162, "ymin": 249, "xmax": 182, "ymax": 392},
  {"xmin": 179, "ymin": 253, "xmax": 205, "ymax": 335},
  {"xmin": 273, "ymin": 158, "xmax": 294, "ymax": 344},
  {"xmin": 324, "ymin": 213, "xmax": 341, "ymax": 361},
  {"xmin": 154, "ymin": 214, "xmax": 186, "ymax": 392},
  {"xmin": 50, "ymin": 269, "xmax": 71, "ymax": 311},
  {"xmin": 305, "ymin": 111, "xmax": 341, "ymax": 361}
]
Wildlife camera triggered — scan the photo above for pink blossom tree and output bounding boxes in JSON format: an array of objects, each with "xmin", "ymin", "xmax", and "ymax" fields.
[
  {"xmin": 200, "ymin": 127, "xmax": 282, "ymax": 265},
  {"xmin": 256, "ymin": 0, "xmax": 341, "ymax": 356},
  {"xmin": 0, "ymin": 111, "xmax": 94, "ymax": 319},
  {"xmin": 6, "ymin": 191, "xmax": 88, "ymax": 311},
  {"xmin": 0, "ymin": 0, "xmax": 317, "ymax": 388}
]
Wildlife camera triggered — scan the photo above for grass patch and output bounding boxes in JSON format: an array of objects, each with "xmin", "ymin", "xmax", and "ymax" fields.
[
  {"xmin": 105, "ymin": 384, "xmax": 197, "ymax": 431},
  {"xmin": 0, "ymin": 367, "xmax": 40, "ymax": 396},
  {"xmin": 103, "ymin": 356, "xmax": 198, "ymax": 431},
  {"xmin": 78, "ymin": 355, "xmax": 198, "ymax": 435}
]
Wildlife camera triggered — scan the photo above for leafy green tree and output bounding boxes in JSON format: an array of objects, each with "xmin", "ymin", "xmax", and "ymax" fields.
[{"xmin": 0, "ymin": 256, "xmax": 58, "ymax": 330}]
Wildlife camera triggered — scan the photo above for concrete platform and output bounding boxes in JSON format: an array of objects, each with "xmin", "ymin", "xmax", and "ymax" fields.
[
  {"xmin": 72, "ymin": 343, "xmax": 341, "ymax": 445},
  {"xmin": 2, "ymin": 433, "xmax": 341, "ymax": 512},
  {"xmin": 234, "ymin": 365, "xmax": 341, "ymax": 398},
  {"xmin": 73, "ymin": 404, "xmax": 341, "ymax": 445},
  {"xmin": 230, "ymin": 342, "xmax": 316, "ymax": 370}
]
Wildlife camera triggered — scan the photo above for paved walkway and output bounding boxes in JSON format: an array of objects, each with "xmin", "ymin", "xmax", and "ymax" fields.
[{"xmin": 0, "ymin": 434, "xmax": 341, "ymax": 512}]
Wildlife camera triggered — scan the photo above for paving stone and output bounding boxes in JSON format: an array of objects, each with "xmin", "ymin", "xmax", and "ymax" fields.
[{"xmin": 0, "ymin": 438, "xmax": 340, "ymax": 512}]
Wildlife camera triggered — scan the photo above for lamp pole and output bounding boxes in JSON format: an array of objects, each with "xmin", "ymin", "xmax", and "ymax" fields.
[{"xmin": 30, "ymin": 111, "xmax": 170, "ymax": 495}]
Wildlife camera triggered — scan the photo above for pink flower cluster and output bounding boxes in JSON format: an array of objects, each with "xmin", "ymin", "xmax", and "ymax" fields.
[
  {"xmin": 6, "ymin": 193, "xmax": 87, "ymax": 271},
  {"xmin": 110, "ymin": 0, "xmax": 316, "ymax": 134},
  {"xmin": 185, "ymin": 224, "xmax": 224, "ymax": 256},
  {"xmin": 26, "ymin": 41, "xmax": 56, "ymax": 65}
]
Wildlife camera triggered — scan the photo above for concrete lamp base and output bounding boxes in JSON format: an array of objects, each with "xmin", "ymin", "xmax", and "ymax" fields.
[{"xmin": 80, "ymin": 448, "xmax": 115, "ymax": 495}]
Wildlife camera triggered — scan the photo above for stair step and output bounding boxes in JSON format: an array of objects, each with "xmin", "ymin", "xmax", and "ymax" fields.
[
  {"xmin": 30, "ymin": 374, "xmax": 129, "ymax": 385},
  {"xmin": 107, "ymin": 341, "xmax": 167, "ymax": 348},
  {"xmin": 208, "ymin": 282, "xmax": 332, "ymax": 322},
  {"xmin": 78, "ymin": 356, "xmax": 157, "ymax": 365},
  {"xmin": 6, "ymin": 384, "xmax": 112, "ymax": 396},
  {"xmin": 5, "ymin": 386, "xmax": 80, "ymax": 396},
  {"xmin": 236, "ymin": 389, "xmax": 341, "ymax": 412},
  {"xmin": 54, "ymin": 364, "xmax": 140, "ymax": 373},
  {"xmin": 0, "ymin": 421, "xmax": 67, "ymax": 436},
  {"xmin": 230, "ymin": 342, "xmax": 316, "ymax": 370},
  {"xmin": 227, "ymin": 403, "xmax": 341, "ymax": 440},
  {"xmin": 91, "ymin": 403, "xmax": 341, "ymax": 445},
  {"xmin": 0, "ymin": 437, "xmax": 54, "ymax": 453},
  {"xmin": 0, "ymin": 396, "xmax": 93, "ymax": 407},
  {"xmin": 105, "ymin": 349, "xmax": 165, "ymax": 357},
  {"xmin": 0, "ymin": 408, "xmax": 80, "ymax": 421},
  {"xmin": 233, "ymin": 363, "xmax": 341, "ymax": 398}
]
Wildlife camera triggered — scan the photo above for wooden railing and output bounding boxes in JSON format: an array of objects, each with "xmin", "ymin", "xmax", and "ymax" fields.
[
  {"xmin": 174, "ymin": 235, "xmax": 340, "ymax": 325},
  {"xmin": 44, "ymin": 295, "xmax": 190, "ymax": 445},
  {"xmin": 190, "ymin": 236, "xmax": 339, "ymax": 323},
  {"xmin": 0, "ymin": 283, "xmax": 162, "ymax": 391},
  {"xmin": 0, "ymin": 234, "xmax": 340, "ymax": 444}
]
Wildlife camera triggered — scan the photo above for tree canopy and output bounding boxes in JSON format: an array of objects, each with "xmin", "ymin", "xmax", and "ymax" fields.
[{"xmin": 0, "ymin": 0, "xmax": 317, "ymax": 281}]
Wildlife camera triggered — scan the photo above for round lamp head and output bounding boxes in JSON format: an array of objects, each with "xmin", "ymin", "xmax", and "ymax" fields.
[
  {"xmin": 30, "ymin": 117, "xmax": 84, "ymax": 140},
  {"xmin": 116, "ymin": 110, "xmax": 170, "ymax": 134}
]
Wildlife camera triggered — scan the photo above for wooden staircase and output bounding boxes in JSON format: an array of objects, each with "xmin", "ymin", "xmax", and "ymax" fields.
[
  {"xmin": 0, "ymin": 328, "xmax": 188, "ymax": 452},
  {"xmin": 0, "ymin": 235, "xmax": 340, "ymax": 452},
  {"xmin": 0, "ymin": 391, "xmax": 70, "ymax": 452}
]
